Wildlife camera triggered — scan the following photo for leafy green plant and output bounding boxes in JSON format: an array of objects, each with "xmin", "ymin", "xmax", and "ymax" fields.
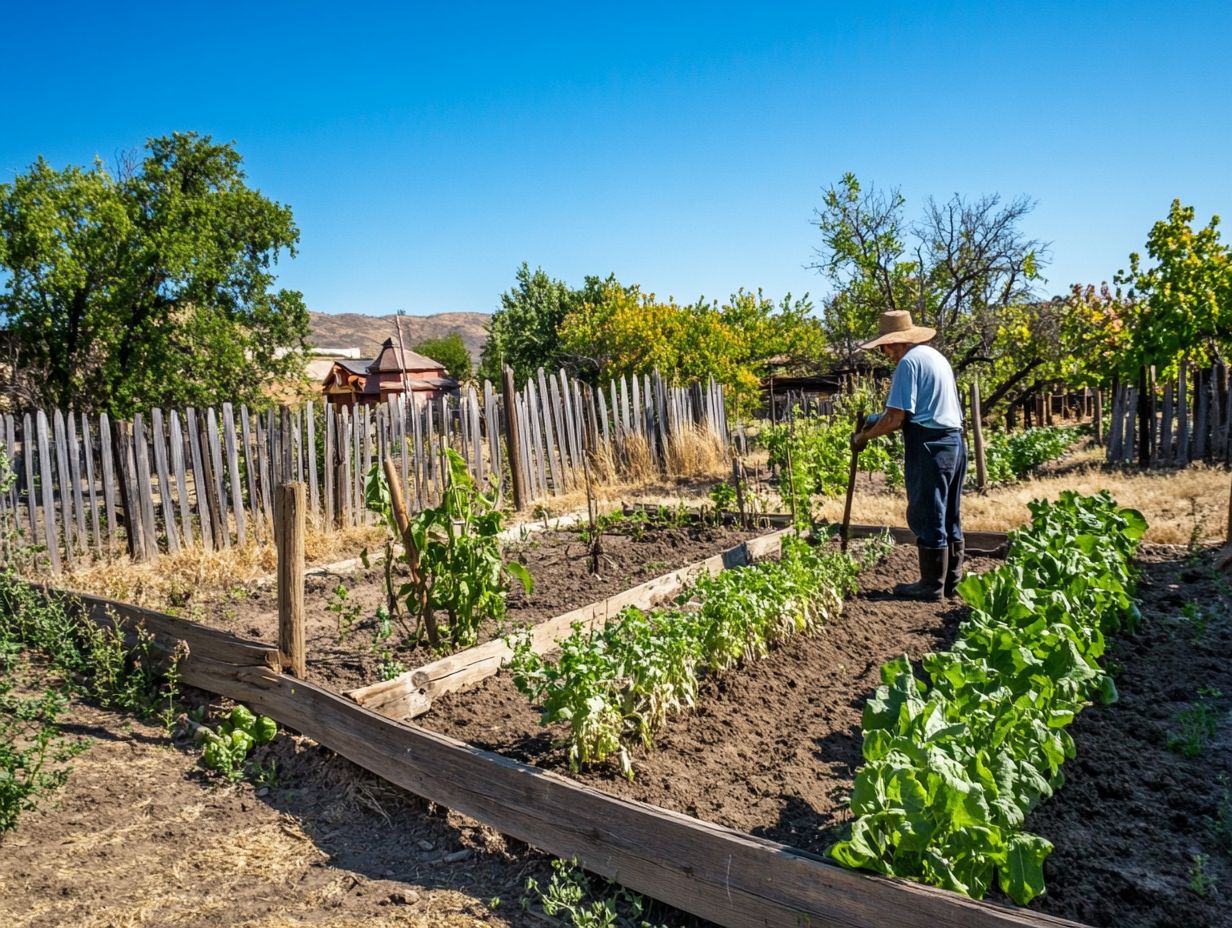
[
  {"xmin": 1188, "ymin": 853, "xmax": 1217, "ymax": 898},
  {"xmin": 1206, "ymin": 777, "xmax": 1232, "ymax": 855},
  {"xmin": 706, "ymin": 481, "xmax": 737, "ymax": 523},
  {"xmin": 982, "ymin": 425, "xmax": 1081, "ymax": 484},
  {"xmin": 195, "ymin": 704, "xmax": 278, "ymax": 782},
  {"xmin": 510, "ymin": 537, "xmax": 857, "ymax": 778},
  {"xmin": 1168, "ymin": 688, "xmax": 1225, "ymax": 758},
  {"xmin": 0, "ymin": 677, "xmax": 84, "ymax": 834},
  {"xmin": 830, "ymin": 491, "xmax": 1146, "ymax": 905},
  {"xmin": 0, "ymin": 570, "xmax": 185, "ymax": 721},
  {"xmin": 327, "ymin": 583, "xmax": 361, "ymax": 642},
  {"xmin": 522, "ymin": 858, "xmax": 668, "ymax": 928},
  {"xmin": 1182, "ymin": 600, "xmax": 1210, "ymax": 642},
  {"xmin": 366, "ymin": 450, "xmax": 532, "ymax": 651},
  {"xmin": 376, "ymin": 651, "xmax": 407, "ymax": 681}
]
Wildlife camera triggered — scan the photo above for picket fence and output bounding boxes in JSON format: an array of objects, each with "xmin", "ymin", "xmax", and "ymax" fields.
[
  {"xmin": 0, "ymin": 368, "xmax": 729, "ymax": 572},
  {"xmin": 1104, "ymin": 362, "xmax": 1232, "ymax": 467}
]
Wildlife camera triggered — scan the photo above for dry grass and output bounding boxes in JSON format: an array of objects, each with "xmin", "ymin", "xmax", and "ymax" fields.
[
  {"xmin": 665, "ymin": 425, "xmax": 728, "ymax": 478},
  {"xmin": 54, "ymin": 522, "xmax": 385, "ymax": 608},
  {"xmin": 7, "ymin": 754, "xmax": 491, "ymax": 928},
  {"xmin": 817, "ymin": 459, "xmax": 1231, "ymax": 545}
]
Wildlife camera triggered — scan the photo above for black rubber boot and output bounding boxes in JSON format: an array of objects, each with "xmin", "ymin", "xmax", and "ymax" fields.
[
  {"xmin": 893, "ymin": 545, "xmax": 947, "ymax": 601},
  {"xmin": 945, "ymin": 540, "xmax": 965, "ymax": 599}
]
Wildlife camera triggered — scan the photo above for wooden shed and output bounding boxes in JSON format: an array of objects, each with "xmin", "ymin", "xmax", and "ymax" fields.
[{"xmin": 322, "ymin": 338, "xmax": 458, "ymax": 409}]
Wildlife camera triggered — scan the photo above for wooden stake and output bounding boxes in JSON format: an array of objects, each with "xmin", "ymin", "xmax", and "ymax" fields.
[
  {"xmin": 501, "ymin": 366, "xmax": 526, "ymax": 511},
  {"xmin": 275, "ymin": 482, "xmax": 306, "ymax": 678},
  {"xmin": 1093, "ymin": 387, "xmax": 1103, "ymax": 446},
  {"xmin": 382, "ymin": 455, "xmax": 440, "ymax": 648},
  {"xmin": 733, "ymin": 457, "xmax": 748, "ymax": 529},
  {"xmin": 970, "ymin": 381, "xmax": 987, "ymax": 491}
]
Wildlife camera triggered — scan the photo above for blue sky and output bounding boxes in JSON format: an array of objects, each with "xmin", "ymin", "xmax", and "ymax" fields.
[{"xmin": 4, "ymin": 1, "xmax": 1229, "ymax": 317}]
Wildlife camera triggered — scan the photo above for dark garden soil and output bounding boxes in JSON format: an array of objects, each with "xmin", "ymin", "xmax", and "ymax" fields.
[
  {"xmin": 5, "ymin": 543, "xmax": 1230, "ymax": 928},
  {"xmin": 187, "ymin": 517, "xmax": 771, "ymax": 694},
  {"xmin": 420, "ymin": 543, "xmax": 1232, "ymax": 928}
]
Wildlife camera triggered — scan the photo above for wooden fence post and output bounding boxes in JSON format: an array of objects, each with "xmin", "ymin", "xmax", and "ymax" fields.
[
  {"xmin": 970, "ymin": 381, "xmax": 987, "ymax": 491},
  {"xmin": 276, "ymin": 482, "xmax": 306, "ymax": 678},
  {"xmin": 1138, "ymin": 366, "xmax": 1152, "ymax": 469},
  {"xmin": 501, "ymin": 367, "xmax": 526, "ymax": 511}
]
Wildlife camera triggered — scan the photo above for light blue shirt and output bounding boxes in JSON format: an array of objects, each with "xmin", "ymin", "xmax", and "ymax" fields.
[{"xmin": 886, "ymin": 344, "xmax": 963, "ymax": 430}]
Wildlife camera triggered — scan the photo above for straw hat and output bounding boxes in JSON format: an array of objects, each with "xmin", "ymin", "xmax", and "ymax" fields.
[{"xmin": 859, "ymin": 310, "xmax": 936, "ymax": 350}]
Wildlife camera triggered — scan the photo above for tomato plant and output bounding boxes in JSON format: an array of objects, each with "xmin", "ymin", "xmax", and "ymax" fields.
[{"xmin": 366, "ymin": 449, "xmax": 532, "ymax": 651}]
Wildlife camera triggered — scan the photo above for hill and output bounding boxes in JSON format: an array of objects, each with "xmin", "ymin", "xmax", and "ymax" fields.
[{"xmin": 308, "ymin": 311, "xmax": 490, "ymax": 364}]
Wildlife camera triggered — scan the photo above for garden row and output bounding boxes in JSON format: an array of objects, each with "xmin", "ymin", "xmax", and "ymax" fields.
[
  {"xmin": 507, "ymin": 531, "xmax": 891, "ymax": 778},
  {"xmin": 832, "ymin": 491, "xmax": 1145, "ymax": 905}
]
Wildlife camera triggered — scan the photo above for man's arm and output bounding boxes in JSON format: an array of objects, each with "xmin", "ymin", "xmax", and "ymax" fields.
[{"xmin": 851, "ymin": 407, "xmax": 906, "ymax": 450}]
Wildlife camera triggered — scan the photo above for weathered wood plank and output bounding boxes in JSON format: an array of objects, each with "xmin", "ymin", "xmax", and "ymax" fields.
[
  {"xmin": 256, "ymin": 412, "xmax": 273, "ymax": 529},
  {"xmin": 112, "ymin": 418, "xmax": 144, "ymax": 561},
  {"xmin": 410, "ymin": 396, "xmax": 426, "ymax": 509},
  {"xmin": 222, "ymin": 403, "xmax": 247, "ymax": 547},
  {"xmin": 324, "ymin": 405, "xmax": 337, "ymax": 527},
  {"xmin": 132, "ymin": 413, "xmax": 159, "ymax": 561},
  {"xmin": 164, "ymin": 657, "xmax": 1077, "ymax": 928},
  {"xmin": 77, "ymin": 413, "xmax": 101, "ymax": 551},
  {"xmin": 534, "ymin": 368, "xmax": 563, "ymax": 493},
  {"xmin": 238, "ymin": 406, "xmax": 261, "ymax": 538},
  {"xmin": 307, "ymin": 401, "xmax": 320, "ymax": 526},
  {"xmin": 98, "ymin": 413, "xmax": 118, "ymax": 555},
  {"xmin": 340, "ymin": 405, "xmax": 354, "ymax": 525},
  {"xmin": 483, "ymin": 380, "xmax": 501, "ymax": 499},
  {"xmin": 468, "ymin": 386, "xmax": 484, "ymax": 485},
  {"xmin": 169, "ymin": 411, "xmax": 193, "ymax": 549},
  {"xmin": 206, "ymin": 408, "xmax": 230, "ymax": 547},
  {"xmin": 23, "ymin": 413, "xmax": 39, "ymax": 547},
  {"xmin": 530, "ymin": 381, "xmax": 549, "ymax": 498},
  {"xmin": 53, "ymin": 409, "xmax": 76, "ymax": 564},
  {"xmin": 186, "ymin": 408, "xmax": 215, "ymax": 550},
  {"xmin": 3, "ymin": 415, "xmax": 17, "ymax": 526},
  {"xmin": 36, "ymin": 410, "xmax": 61, "ymax": 572},
  {"xmin": 66, "ymin": 410, "xmax": 87, "ymax": 553},
  {"xmin": 150, "ymin": 409, "xmax": 180, "ymax": 555}
]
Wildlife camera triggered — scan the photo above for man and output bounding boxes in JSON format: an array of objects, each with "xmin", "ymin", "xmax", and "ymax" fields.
[{"xmin": 850, "ymin": 310, "xmax": 966, "ymax": 601}]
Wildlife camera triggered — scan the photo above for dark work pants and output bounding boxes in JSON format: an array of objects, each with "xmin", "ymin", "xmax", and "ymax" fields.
[{"xmin": 902, "ymin": 421, "xmax": 966, "ymax": 549}]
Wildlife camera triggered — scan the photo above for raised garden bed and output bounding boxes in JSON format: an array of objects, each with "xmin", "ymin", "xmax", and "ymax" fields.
[
  {"xmin": 175, "ymin": 512, "xmax": 773, "ymax": 693},
  {"xmin": 16, "ymin": 511, "xmax": 1229, "ymax": 928}
]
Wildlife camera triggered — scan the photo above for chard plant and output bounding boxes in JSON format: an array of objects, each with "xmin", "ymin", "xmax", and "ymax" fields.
[{"xmin": 830, "ymin": 491, "xmax": 1146, "ymax": 905}]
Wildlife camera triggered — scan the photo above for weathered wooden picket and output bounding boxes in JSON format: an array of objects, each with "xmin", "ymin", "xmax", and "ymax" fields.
[
  {"xmin": 1104, "ymin": 362, "xmax": 1232, "ymax": 467},
  {"xmin": 0, "ymin": 369, "xmax": 729, "ymax": 571}
]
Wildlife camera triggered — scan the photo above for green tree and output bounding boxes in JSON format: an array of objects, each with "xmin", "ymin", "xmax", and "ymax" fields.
[
  {"xmin": 1115, "ymin": 199, "xmax": 1231, "ymax": 377},
  {"xmin": 0, "ymin": 132, "xmax": 308, "ymax": 415},
  {"xmin": 812, "ymin": 172, "xmax": 1047, "ymax": 372},
  {"xmin": 479, "ymin": 264, "xmax": 575, "ymax": 385},
  {"xmin": 412, "ymin": 333, "xmax": 473, "ymax": 382},
  {"xmin": 557, "ymin": 283, "xmax": 823, "ymax": 418}
]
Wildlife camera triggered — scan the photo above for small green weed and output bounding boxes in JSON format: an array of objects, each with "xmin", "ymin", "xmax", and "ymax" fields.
[
  {"xmin": 522, "ymin": 858, "xmax": 669, "ymax": 928},
  {"xmin": 1188, "ymin": 853, "xmax": 1217, "ymax": 898},
  {"xmin": 1181, "ymin": 601, "xmax": 1210, "ymax": 642},
  {"xmin": 1168, "ymin": 688, "xmax": 1225, "ymax": 757},
  {"xmin": 195, "ymin": 704, "xmax": 278, "ymax": 782},
  {"xmin": 327, "ymin": 584, "xmax": 361, "ymax": 642},
  {"xmin": 376, "ymin": 651, "xmax": 407, "ymax": 681}
]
